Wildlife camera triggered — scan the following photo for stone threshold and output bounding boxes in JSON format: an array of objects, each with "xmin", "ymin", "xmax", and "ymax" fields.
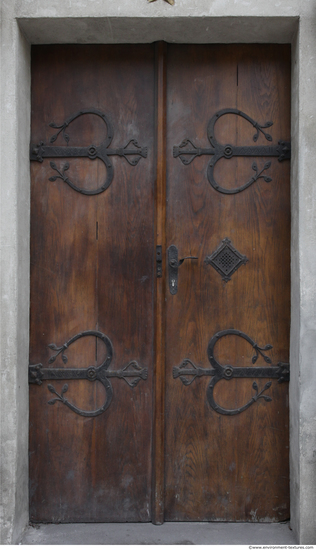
[{"xmin": 21, "ymin": 521, "xmax": 296, "ymax": 545}]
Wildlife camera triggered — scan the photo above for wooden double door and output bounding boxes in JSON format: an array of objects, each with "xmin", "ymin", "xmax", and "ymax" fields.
[{"xmin": 29, "ymin": 43, "xmax": 291, "ymax": 523}]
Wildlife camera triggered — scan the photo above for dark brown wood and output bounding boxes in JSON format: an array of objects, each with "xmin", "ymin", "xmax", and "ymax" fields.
[
  {"xmin": 152, "ymin": 41, "xmax": 167, "ymax": 525},
  {"xmin": 29, "ymin": 43, "xmax": 291, "ymax": 524},
  {"xmin": 29, "ymin": 45, "xmax": 155, "ymax": 522},
  {"xmin": 164, "ymin": 44, "xmax": 290, "ymax": 521}
]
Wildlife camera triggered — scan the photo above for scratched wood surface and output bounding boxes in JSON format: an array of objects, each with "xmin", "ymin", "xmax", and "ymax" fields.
[
  {"xmin": 152, "ymin": 41, "xmax": 167, "ymax": 525},
  {"xmin": 29, "ymin": 45, "xmax": 155, "ymax": 522},
  {"xmin": 164, "ymin": 45, "xmax": 291, "ymax": 521},
  {"xmin": 30, "ymin": 44, "xmax": 291, "ymax": 524}
]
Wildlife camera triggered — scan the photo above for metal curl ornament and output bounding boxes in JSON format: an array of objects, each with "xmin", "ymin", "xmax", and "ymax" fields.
[
  {"xmin": 173, "ymin": 108, "xmax": 290, "ymax": 195},
  {"xmin": 29, "ymin": 330, "xmax": 148, "ymax": 417},
  {"xmin": 173, "ymin": 329, "xmax": 289, "ymax": 416},
  {"xmin": 30, "ymin": 108, "xmax": 148, "ymax": 195}
]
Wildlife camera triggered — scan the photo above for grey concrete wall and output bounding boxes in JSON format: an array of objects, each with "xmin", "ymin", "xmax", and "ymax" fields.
[
  {"xmin": 18, "ymin": 16, "xmax": 298, "ymax": 44},
  {"xmin": 289, "ymin": 27, "xmax": 301, "ymax": 541},
  {"xmin": 295, "ymin": 8, "xmax": 316, "ymax": 544},
  {"xmin": 1, "ymin": 0, "xmax": 316, "ymax": 544},
  {"xmin": 0, "ymin": 2, "xmax": 31, "ymax": 544}
]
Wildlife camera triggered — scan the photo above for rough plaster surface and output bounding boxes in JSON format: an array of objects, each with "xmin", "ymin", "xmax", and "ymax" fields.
[
  {"xmin": 0, "ymin": 2, "xmax": 30, "ymax": 545},
  {"xmin": 21, "ymin": 521, "xmax": 296, "ymax": 545},
  {"xmin": 289, "ymin": 29, "xmax": 300, "ymax": 542},
  {"xmin": 295, "ymin": 10, "xmax": 316, "ymax": 545},
  {"xmin": 1, "ymin": 0, "xmax": 316, "ymax": 544},
  {"xmin": 18, "ymin": 17, "xmax": 299, "ymax": 45}
]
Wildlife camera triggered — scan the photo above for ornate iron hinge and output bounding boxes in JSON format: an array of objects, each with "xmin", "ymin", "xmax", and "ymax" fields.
[
  {"xmin": 30, "ymin": 108, "xmax": 148, "ymax": 195},
  {"xmin": 173, "ymin": 108, "xmax": 291, "ymax": 194},
  {"xmin": 29, "ymin": 330, "xmax": 148, "ymax": 417},
  {"xmin": 173, "ymin": 329, "xmax": 289, "ymax": 416}
]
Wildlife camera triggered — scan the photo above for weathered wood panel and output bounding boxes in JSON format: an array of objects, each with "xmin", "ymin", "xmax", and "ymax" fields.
[
  {"xmin": 164, "ymin": 44, "xmax": 290, "ymax": 521},
  {"xmin": 29, "ymin": 45, "xmax": 155, "ymax": 522}
]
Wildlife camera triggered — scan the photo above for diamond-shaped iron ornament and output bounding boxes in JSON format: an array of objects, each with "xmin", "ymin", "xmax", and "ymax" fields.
[{"xmin": 204, "ymin": 238, "xmax": 248, "ymax": 282}]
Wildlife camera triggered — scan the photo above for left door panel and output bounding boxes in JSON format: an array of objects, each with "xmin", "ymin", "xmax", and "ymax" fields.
[{"xmin": 29, "ymin": 45, "xmax": 155, "ymax": 522}]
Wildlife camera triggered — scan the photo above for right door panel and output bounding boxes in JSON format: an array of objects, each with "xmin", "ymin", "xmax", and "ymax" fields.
[{"xmin": 165, "ymin": 45, "xmax": 291, "ymax": 521}]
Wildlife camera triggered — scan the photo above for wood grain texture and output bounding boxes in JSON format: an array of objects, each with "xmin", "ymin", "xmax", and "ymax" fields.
[
  {"xmin": 164, "ymin": 45, "xmax": 290, "ymax": 521},
  {"xmin": 152, "ymin": 41, "xmax": 167, "ymax": 525},
  {"xmin": 29, "ymin": 45, "xmax": 155, "ymax": 522},
  {"xmin": 30, "ymin": 43, "xmax": 291, "ymax": 524}
]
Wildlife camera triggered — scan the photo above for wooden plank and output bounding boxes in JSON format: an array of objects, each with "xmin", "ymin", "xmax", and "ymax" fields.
[
  {"xmin": 95, "ymin": 44, "xmax": 155, "ymax": 522},
  {"xmin": 29, "ymin": 45, "xmax": 155, "ymax": 522},
  {"xmin": 152, "ymin": 41, "xmax": 167, "ymax": 525},
  {"xmin": 29, "ymin": 46, "xmax": 100, "ymax": 522},
  {"xmin": 164, "ymin": 44, "xmax": 290, "ymax": 521}
]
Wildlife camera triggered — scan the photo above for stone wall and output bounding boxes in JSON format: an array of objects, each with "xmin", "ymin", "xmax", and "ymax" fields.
[{"xmin": 1, "ymin": 0, "xmax": 316, "ymax": 543}]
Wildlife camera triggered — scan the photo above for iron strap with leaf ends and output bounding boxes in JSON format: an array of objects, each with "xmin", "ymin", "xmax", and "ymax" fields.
[
  {"xmin": 173, "ymin": 329, "xmax": 289, "ymax": 416},
  {"xmin": 29, "ymin": 330, "xmax": 148, "ymax": 417},
  {"xmin": 30, "ymin": 108, "xmax": 148, "ymax": 195},
  {"xmin": 173, "ymin": 108, "xmax": 291, "ymax": 195}
]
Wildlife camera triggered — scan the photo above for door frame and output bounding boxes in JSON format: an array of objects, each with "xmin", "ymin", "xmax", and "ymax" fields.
[{"xmin": 2, "ymin": 9, "xmax": 314, "ymax": 543}]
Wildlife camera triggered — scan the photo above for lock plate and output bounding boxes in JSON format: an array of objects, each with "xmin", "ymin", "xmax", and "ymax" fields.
[
  {"xmin": 168, "ymin": 245, "xmax": 179, "ymax": 294},
  {"xmin": 156, "ymin": 246, "xmax": 162, "ymax": 278}
]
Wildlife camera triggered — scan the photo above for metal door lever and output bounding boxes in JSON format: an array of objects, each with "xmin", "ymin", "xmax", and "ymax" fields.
[
  {"xmin": 169, "ymin": 256, "xmax": 198, "ymax": 269},
  {"xmin": 168, "ymin": 245, "xmax": 198, "ymax": 294}
]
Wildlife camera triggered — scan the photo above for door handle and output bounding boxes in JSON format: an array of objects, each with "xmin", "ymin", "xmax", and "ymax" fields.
[
  {"xmin": 169, "ymin": 255, "xmax": 198, "ymax": 269},
  {"xmin": 168, "ymin": 245, "xmax": 198, "ymax": 294}
]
